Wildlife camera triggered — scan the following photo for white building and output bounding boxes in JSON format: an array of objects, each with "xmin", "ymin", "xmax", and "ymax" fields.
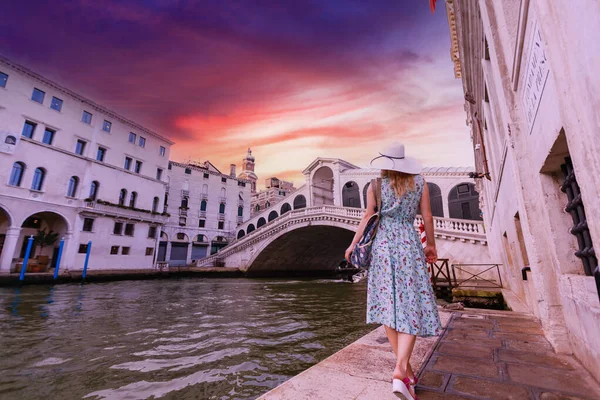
[
  {"xmin": 0, "ymin": 56, "xmax": 173, "ymax": 273},
  {"xmin": 160, "ymin": 159, "xmax": 252, "ymax": 265},
  {"xmin": 251, "ymin": 177, "xmax": 297, "ymax": 216},
  {"xmin": 445, "ymin": 0, "xmax": 600, "ymax": 381}
]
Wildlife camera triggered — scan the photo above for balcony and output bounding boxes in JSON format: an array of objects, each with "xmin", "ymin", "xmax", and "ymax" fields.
[
  {"xmin": 179, "ymin": 207, "xmax": 188, "ymax": 216},
  {"xmin": 218, "ymin": 213, "xmax": 225, "ymax": 221},
  {"xmin": 201, "ymin": 193, "xmax": 208, "ymax": 201},
  {"xmin": 80, "ymin": 200, "xmax": 169, "ymax": 223}
]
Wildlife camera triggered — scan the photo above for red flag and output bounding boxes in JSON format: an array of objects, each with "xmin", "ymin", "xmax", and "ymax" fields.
[{"xmin": 430, "ymin": 0, "xmax": 437, "ymax": 13}]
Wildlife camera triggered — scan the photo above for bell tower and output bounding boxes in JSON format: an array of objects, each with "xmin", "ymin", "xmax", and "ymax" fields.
[{"xmin": 238, "ymin": 148, "xmax": 258, "ymax": 193}]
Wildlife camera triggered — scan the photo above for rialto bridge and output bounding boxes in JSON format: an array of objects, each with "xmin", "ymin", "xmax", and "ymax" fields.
[{"xmin": 197, "ymin": 158, "xmax": 494, "ymax": 275}]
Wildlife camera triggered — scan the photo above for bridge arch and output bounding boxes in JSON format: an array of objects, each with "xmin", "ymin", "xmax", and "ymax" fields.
[
  {"xmin": 362, "ymin": 182, "xmax": 370, "ymax": 209},
  {"xmin": 448, "ymin": 182, "xmax": 482, "ymax": 220},
  {"xmin": 257, "ymin": 217, "xmax": 266, "ymax": 228},
  {"xmin": 293, "ymin": 195, "xmax": 307, "ymax": 210},
  {"xmin": 342, "ymin": 181, "xmax": 361, "ymax": 208},
  {"xmin": 268, "ymin": 211, "xmax": 278, "ymax": 222},
  {"xmin": 428, "ymin": 183, "xmax": 444, "ymax": 217},
  {"xmin": 280, "ymin": 203, "xmax": 291, "ymax": 215},
  {"xmin": 237, "ymin": 230, "xmax": 245, "ymax": 239},
  {"xmin": 247, "ymin": 224, "xmax": 256, "ymax": 233},
  {"xmin": 246, "ymin": 222, "xmax": 355, "ymax": 276},
  {"xmin": 312, "ymin": 166, "xmax": 334, "ymax": 206}
]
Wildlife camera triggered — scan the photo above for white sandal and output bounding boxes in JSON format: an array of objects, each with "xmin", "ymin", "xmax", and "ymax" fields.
[{"xmin": 392, "ymin": 378, "xmax": 415, "ymax": 400}]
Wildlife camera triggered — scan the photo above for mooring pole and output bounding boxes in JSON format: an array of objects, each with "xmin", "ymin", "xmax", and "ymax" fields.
[
  {"xmin": 53, "ymin": 238, "xmax": 65, "ymax": 280},
  {"xmin": 19, "ymin": 235, "xmax": 35, "ymax": 281},
  {"xmin": 82, "ymin": 240, "xmax": 92, "ymax": 280}
]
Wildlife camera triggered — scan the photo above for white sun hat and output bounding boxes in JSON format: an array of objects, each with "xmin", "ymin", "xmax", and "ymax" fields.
[{"xmin": 370, "ymin": 143, "xmax": 422, "ymax": 174}]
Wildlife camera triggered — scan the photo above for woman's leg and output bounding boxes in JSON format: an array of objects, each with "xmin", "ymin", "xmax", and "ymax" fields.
[
  {"xmin": 393, "ymin": 332, "xmax": 417, "ymax": 396},
  {"xmin": 385, "ymin": 326, "xmax": 416, "ymax": 380}
]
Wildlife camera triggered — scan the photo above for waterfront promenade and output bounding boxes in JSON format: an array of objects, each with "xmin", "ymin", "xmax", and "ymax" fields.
[{"xmin": 259, "ymin": 308, "xmax": 600, "ymax": 400}]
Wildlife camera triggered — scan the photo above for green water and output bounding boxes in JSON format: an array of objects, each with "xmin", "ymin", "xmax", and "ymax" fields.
[{"xmin": 0, "ymin": 278, "xmax": 371, "ymax": 399}]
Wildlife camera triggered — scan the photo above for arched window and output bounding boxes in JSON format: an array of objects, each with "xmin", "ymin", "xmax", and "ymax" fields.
[
  {"xmin": 129, "ymin": 191, "xmax": 137, "ymax": 208},
  {"xmin": 89, "ymin": 181, "xmax": 99, "ymax": 200},
  {"xmin": 152, "ymin": 197, "xmax": 159, "ymax": 213},
  {"xmin": 293, "ymin": 195, "xmax": 307, "ymax": 210},
  {"xmin": 247, "ymin": 224, "xmax": 256, "ymax": 233},
  {"xmin": 238, "ymin": 206, "xmax": 243, "ymax": 217},
  {"xmin": 265, "ymin": 201, "xmax": 271, "ymax": 208},
  {"xmin": 67, "ymin": 176, "xmax": 79, "ymax": 197},
  {"xmin": 255, "ymin": 204, "xmax": 260, "ymax": 212},
  {"xmin": 200, "ymin": 200, "xmax": 207, "ymax": 211},
  {"xmin": 5, "ymin": 135, "xmax": 16, "ymax": 145},
  {"xmin": 219, "ymin": 203, "xmax": 225, "ymax": 214},
  {"xmin": 281, "ymin": 203, "xmax": 291, "ymax": 215},
  {"xmin": 237, "ymin": 230, "xmax": 245, "ymax": 239},
  {"xmin": 268, "ymin": 210, "xmax": 278, "ymax": 222},
  {"xmin": 31, "ymin": 168, "xmax": 45, "ymax": 191},
  {"xmin": 119, "ymin": 189, "xmax": 127, "ymax": 206},
  {"xmin": 9, "ymin": 162, "xmax": 25, "ymax": 187},
  {"xmin": 257, "ymin": 217, "xmax": 266, "ymax": 227}
]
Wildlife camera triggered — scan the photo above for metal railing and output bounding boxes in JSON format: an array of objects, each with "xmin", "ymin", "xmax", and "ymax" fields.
[{"xmin": 451, "ymin": 263, "xmax": 503, "ymax": 289}]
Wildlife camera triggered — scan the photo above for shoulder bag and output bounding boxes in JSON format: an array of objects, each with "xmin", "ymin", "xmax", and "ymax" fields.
[{"xmin": 350, "ymin": 178, "xmax": 382, "ymax": 270}]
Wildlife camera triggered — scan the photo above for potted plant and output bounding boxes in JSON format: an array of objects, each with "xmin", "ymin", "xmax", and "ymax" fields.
[{"xmin": 34, "ymin": 229, "xmax": 59, "ymax": 269}]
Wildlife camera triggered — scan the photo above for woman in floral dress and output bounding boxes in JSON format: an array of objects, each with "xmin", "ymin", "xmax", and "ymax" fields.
[{"xmin": 346, "ymin": 143, "xmax": 442, "ymax": 400}]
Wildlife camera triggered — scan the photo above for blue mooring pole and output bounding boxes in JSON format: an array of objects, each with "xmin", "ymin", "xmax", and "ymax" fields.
[
  {"xmin": 53, "ymin": 238, "xmax": 65, "ymax": 280},
  {"xmin": 19, "ymin": 235, "xmax": 35, "ymax": 281},
  {"xmin": 82, "ymin": 240, "xmax": 92, "ymax": 280}
]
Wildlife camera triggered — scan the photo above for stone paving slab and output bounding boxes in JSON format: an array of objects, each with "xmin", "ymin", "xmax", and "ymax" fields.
[{"xmin": 258, "ymin": 308, "xmax": 600, "ymax": 400}]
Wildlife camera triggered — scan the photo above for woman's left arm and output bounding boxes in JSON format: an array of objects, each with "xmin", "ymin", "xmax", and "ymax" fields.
[{"xmin": 345, "ymin": 184, "xmax": 377, "ymax": 261}]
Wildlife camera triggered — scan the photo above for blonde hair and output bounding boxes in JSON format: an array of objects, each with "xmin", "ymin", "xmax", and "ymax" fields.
[{"xmin": 382, "ymin": 170, "xmax": 415, "ymax": 198}]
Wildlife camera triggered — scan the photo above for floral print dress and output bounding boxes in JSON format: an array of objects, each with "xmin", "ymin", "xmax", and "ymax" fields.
[{"xmin": 367, "ymin": 175, "xmax": 443, "ymax": 337}]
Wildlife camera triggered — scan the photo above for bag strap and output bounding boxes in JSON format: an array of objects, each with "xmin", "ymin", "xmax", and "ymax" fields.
[{"xmin": 371, "ymin": 178, "xmax": 382, "ymax": 213}]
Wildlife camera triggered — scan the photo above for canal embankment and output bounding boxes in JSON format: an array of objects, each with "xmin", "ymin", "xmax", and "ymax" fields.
[{"xmin": 258, "ymin": 307, "xmax": 600, "ymax": 400}]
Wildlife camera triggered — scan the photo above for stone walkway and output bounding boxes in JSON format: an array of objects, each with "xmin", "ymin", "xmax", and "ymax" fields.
[
  {"xmin": 258, "ymin": 308, "xmax": 600, "ymax": 400},
  {"xmin": 417, "ymin": 309, "xmax": 600, "ymax": 399}
]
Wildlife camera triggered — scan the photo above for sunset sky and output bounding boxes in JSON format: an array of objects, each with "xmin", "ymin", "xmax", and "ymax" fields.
[{"xmin": 1, "ymin": 0, "xmax": 473, "ymax": 187}]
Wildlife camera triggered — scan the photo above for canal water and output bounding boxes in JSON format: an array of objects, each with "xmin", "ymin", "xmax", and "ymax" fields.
[{"xmin": 0, "ymin": 278, "xmax": 371, "ymax": 400}]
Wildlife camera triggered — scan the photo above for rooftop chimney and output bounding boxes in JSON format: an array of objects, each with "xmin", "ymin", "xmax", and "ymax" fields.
[{"xmin": 230, "ymin": 164, "xmax": 236, "ymax": 177}]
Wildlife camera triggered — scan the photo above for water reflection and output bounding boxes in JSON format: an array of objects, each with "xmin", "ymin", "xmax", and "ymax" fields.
[{"xmin": 0, "ymin": 278, "xmax": 369, "ymax": 400}]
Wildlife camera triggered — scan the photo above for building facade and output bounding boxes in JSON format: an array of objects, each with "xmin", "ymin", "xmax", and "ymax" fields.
[
  {"xmin": 251, "ymin": 177, "xmax": 297, "ymax": 216},
  {"xmin": 0, "ymin": 56, "xmax": 173, "ymax": 273},
  {"xmin": 445, "ymin": 0, "xmax": 600, "ymax": 380},
  {"xmin": 160, "ymin": 159, "xmax": 252, "ymax": 265}
]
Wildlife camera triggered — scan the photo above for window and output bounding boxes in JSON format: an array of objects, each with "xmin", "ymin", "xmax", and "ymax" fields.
[
  {"xmin": 75, "ymin": 140, "xmax": 86, "ymax": 156},
  {"xmin": 50, "ymin": 97, "xmax": 63, "ymax": 112},
  {"xmin": 124, "ymin": 157, "xmax": 132, "ymax": 170},
  {"xmin": 185, "ymin": 168, "xmax": 191, "ymax": 175},
  {"xmin": 200, "ymin": 200, "xmax": 207, "ymax": 211},
  {"xmin": 199, "ymin": 219, "xmax": 206, "ymax": 228},
  {"xmin": 113, "ymin": 222, "xmax": 123, "ymax": 235},
  {"xmin": 238, "ymin": 206, "xmax": 243, "ymax": 217},
  {"xmin": 5, "ymin": 135, "xmax": 16, "ymax": 145},
  {"xmin": 89, "ymin": 181, "xmax": 99, "ymax": 200},
  {"xmin": 118, "ymin": 189, "xmax": 127, "ymax": 206},
  {"xmin": 9, "ymin": 162, "xmax": 25, "ymax": 186},
  {"xmin": 221, "ymin": 177, "xmax": 227, "ymax": 183},
  {"xmin": 129, "ymin": 191, "xmax": 137, "ymax": 208},
  {"xmin": 122, "ymin": 247, "xmax": 130, "ymax": 255},
  {"xmin": 145, "ymin": 247, "xmax": 154, "ymax": 256},
  {"xmin": 219, "ymin": 203, "xmax": 225, "ymax": 214},
  {"xmin": 238, "ymin": 181, "xmax": 246, "ymax": 187},
  {"xmin": 177, "ymin": 233, "xmax": 186, "ymax": 240},
  {"xmin": 159, "ymin": 146, "xmax": 166, "ymax": 157},
  {"xmin": 218, "ymin": 221, "xmax": 224, "ymax": 230},
  {"xmin": 138, "ymin": 136, "xmax": 146, "ymax": 148},
  {"xmin": 457, "ymin": 184, "xmax": 470, "ymax": 195},
  {"xmin": 156, "ymin": 168, "xmax": 163, "ymax": 180},
  {"xmin": 42, "ymin": 128, "xmax": 55, "ymax": 145},
  {"xmin": 110, "ymin": 246, "xmax": 119, "ymax": 255},
  {"xmin": 128, "ymin": 132, "xmax": 136, "ymax": 143},
  {"xmin": 255, "ymin": 204, "xmax": 260, "ymax": 212},
  {"xmin": 180, "ymin": 197, "xmax": 188, "ymax": 208},
  {"xmin": 31, "ymin": 168, "xmax": 45, "ymax": 191},
  {"xmin": 32, "ymin": 88, "xmax": 45, "ymax": 104},
  {"xmin": 179, "ymin": 217, "xmax": 187, "ymax": 226},
  {"xmin": 0, "ymin": 72, "xmax": 7, "ymax": 88},
  {"xmin": 82, "ymin": 111, "xmax": 92, "ymax": 124},
  {"xmin": 78, "ymin": 244, "xmax": 88, "ymax": 254},
  {"xmin": 22, "ymin": 121, "xmax": 36, "ymax": 139},
  {"xmin": 96, "ymin": 147, "xmax": 106, "ymax": 162},
  {"xmin": 163, "ymin": 193, "xmax": 169, "ymax": 213},
  {"xmin": 102, "ymin": 120, "xmax": 112, "ymax": 133},
  {"xmin": 67, "ymin": 176, "xmax": 79, "ymax": 197},
  {"xmin": 124, "ymin": 223, "xmax": 135, "ymax": 236},
  {"xmin": 148, "ymin": 226, "xmax": 157, "ymax": 238},
  {"xmin": 203, "ymin": 173, "xmax": 209, "ymax": 179},
  {"xmin": 484, "ymin": 37, "xmax": 490, "ymax": 61},
  {"xmin": 152, "ymin": 197, "xmax": 159, "ymax": 213},
  {"xmin": 134, "ymin": 161, "xmax": 142, "ymax": 174},
  {"xmin": 168, "ymin": 162, "xmax": 172, "ymax": 170},
  {"xmin": 265, "ymin": 201, "xmax": 271, "ymax": 208},
  {"xmin": 82, "ymin": 218, "xmax": 94, "ymax": 232}
]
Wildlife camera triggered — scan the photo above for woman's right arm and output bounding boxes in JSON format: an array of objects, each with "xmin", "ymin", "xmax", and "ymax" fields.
[{"xmin": 420, "ymin": 179, "xmax": 438, "ymax": 264}]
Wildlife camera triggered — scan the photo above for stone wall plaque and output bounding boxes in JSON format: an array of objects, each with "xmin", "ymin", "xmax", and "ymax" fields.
[{"xmin": 522, "ymin": 21, "xmax": 550, "ymax": 134}]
